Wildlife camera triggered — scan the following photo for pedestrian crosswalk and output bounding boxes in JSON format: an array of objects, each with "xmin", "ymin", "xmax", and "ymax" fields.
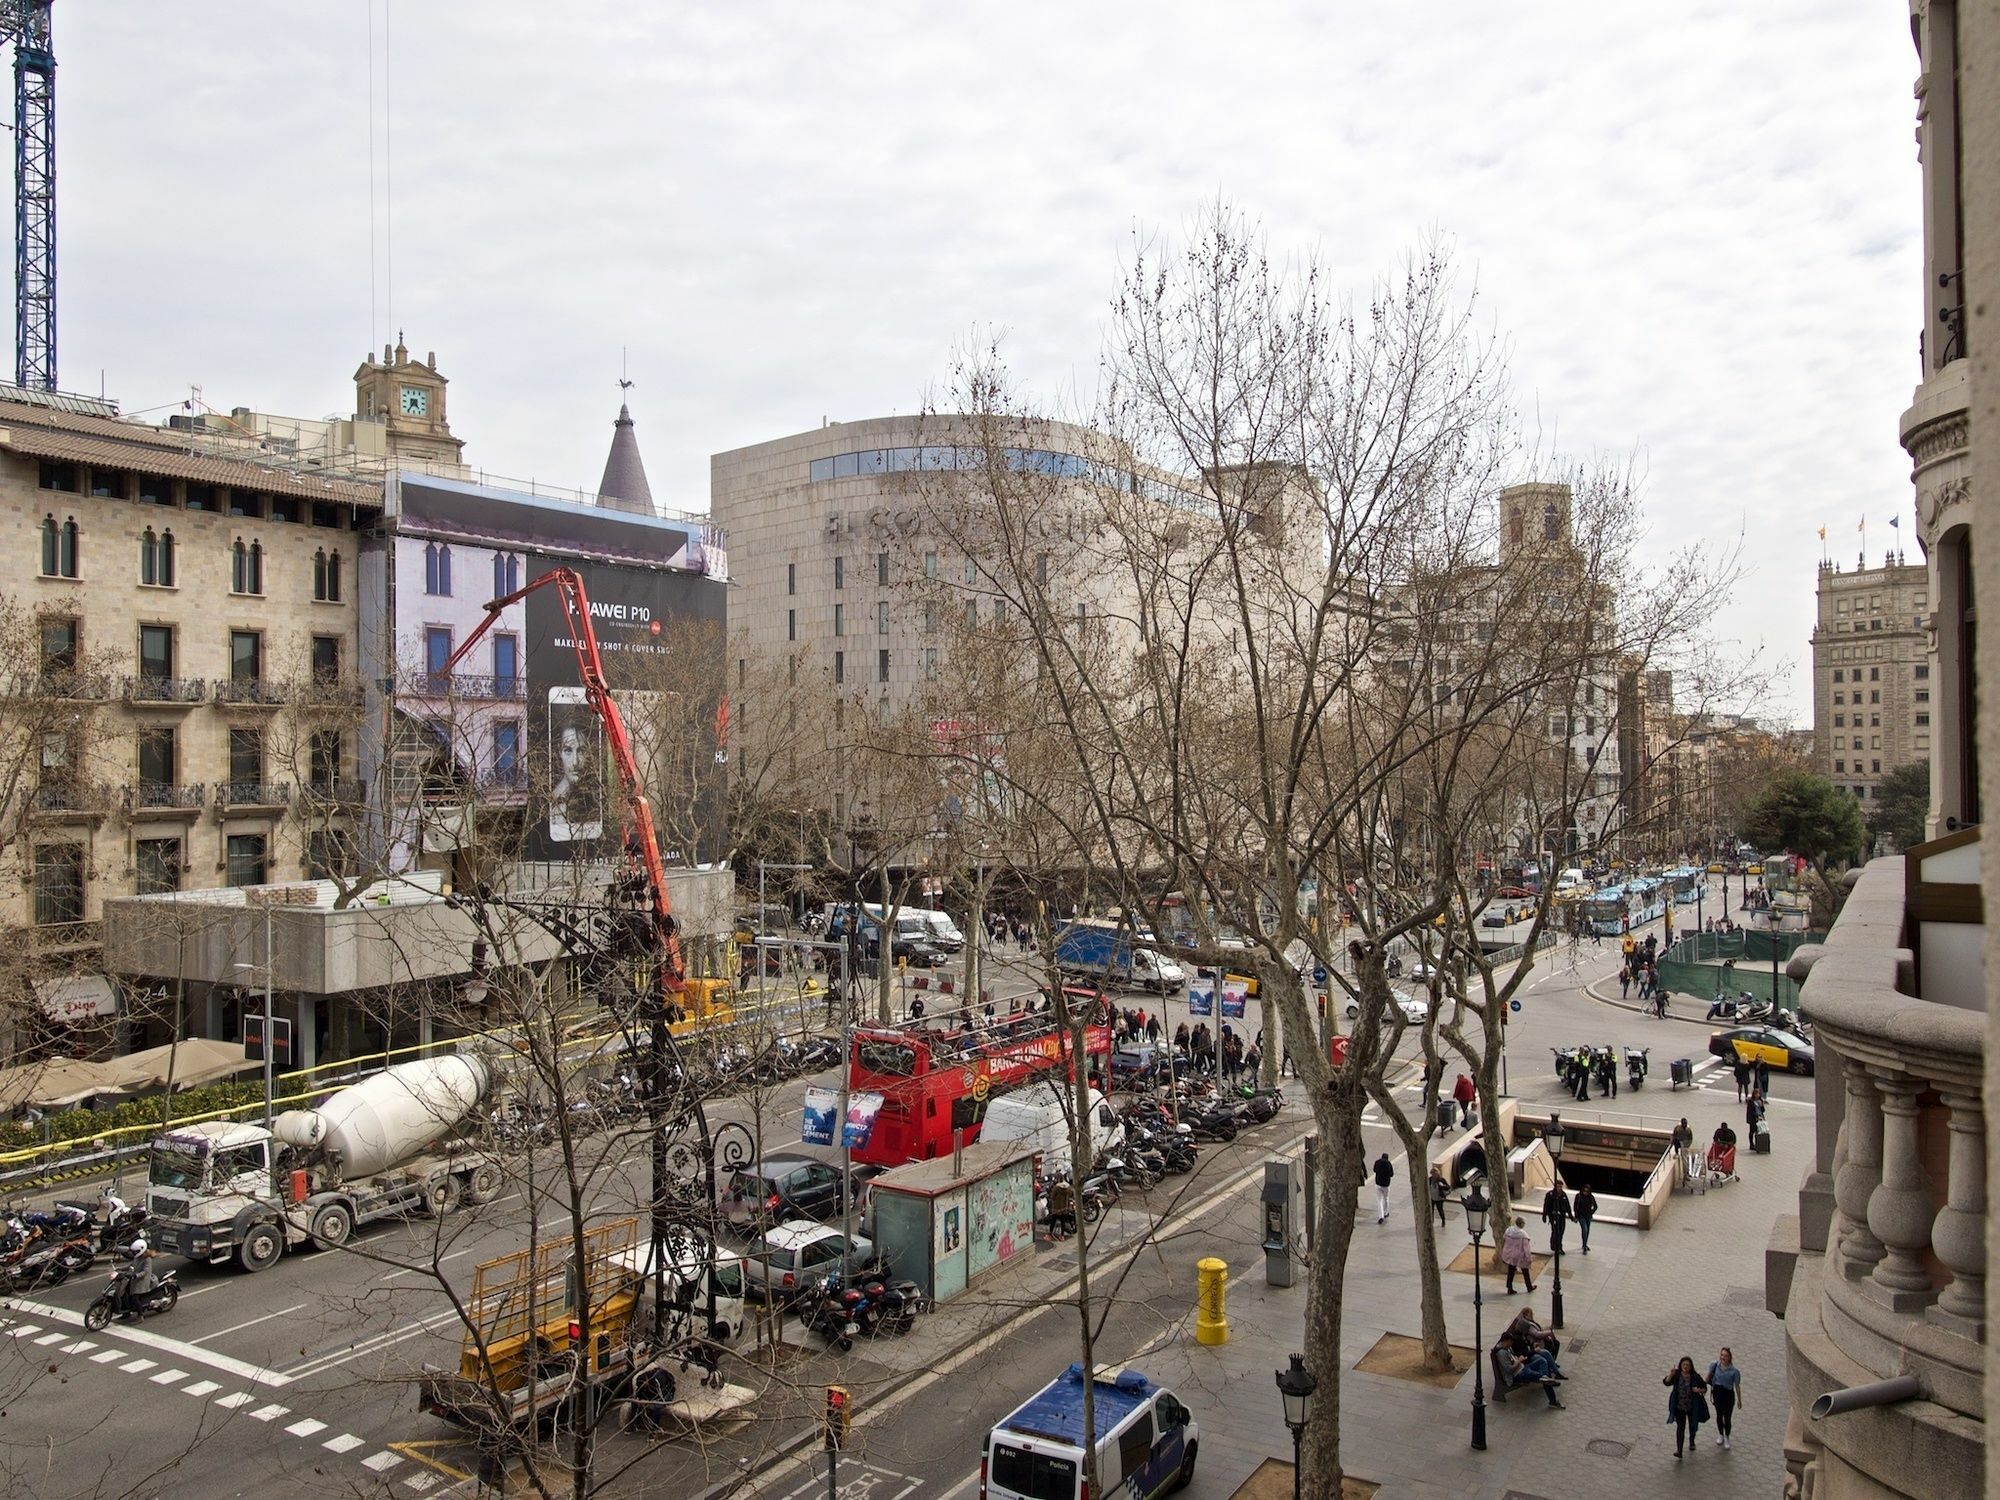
[{"xmin": 0, "ymin": 1308, "xmax": 443, "ymax": 1494}]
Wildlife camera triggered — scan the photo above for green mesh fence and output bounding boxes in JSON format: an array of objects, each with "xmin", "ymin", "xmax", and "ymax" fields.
[{"xmin": 1654, "ymin": 931, "xmax": 1821, "ymax": 1012}]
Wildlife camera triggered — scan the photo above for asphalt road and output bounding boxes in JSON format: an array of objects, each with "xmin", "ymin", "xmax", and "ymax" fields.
[{"xmin": 0, "ymin": 877, "xmax": 1802, "ymax": 1498}]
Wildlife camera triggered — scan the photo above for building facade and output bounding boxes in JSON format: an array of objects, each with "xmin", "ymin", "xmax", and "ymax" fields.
[
  {"xmin": 1810, "ymin": 555, "xmax": 1931, "ymax": 805},
  {"xmin": 1765, "ymin": 5, "xmax": 1994, "ymax": 1498}
]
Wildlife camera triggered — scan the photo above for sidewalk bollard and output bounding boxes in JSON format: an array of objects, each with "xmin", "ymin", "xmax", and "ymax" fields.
[{"xmin": 1195, "ymin": 1257, "xmax": 1229, "ymax": 1345}]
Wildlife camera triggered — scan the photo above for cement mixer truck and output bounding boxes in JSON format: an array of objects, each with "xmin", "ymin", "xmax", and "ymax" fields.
[{"xmin": 144, "ymin": 1054, "xmax": 505, "ymax": 1273}]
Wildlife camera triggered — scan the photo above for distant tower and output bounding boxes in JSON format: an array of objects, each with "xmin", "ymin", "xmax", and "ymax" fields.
[
  {"xmin": 1497, "ymin": 482, "xmax": 1573, "ymax": 563},
  {"xmin": 597, "ymin": 379, "xmax": 656, "ymax": 516}
]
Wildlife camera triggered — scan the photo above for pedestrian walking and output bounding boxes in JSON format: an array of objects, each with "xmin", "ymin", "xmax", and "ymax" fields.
[
  {"xmin": 1754, "ymin": 1057, "xmax": 1771, "ymax": 1097},
  {"xmin": 1501, "ymin": 1215, "xmax": 1536, "ymax": 1292},
  {"xmin": 1573, "ymin": 1184, "xmax": 1597, "ymax": 1254},
  {"xmin": 1372, "ymin": 1152, "xmax": 1394, "ymax": 1224},
  {"xmin": 1452, "ymin": 1071, "xmax": 1477, "ymax": 1127},
  {"xmin": 1145, "ymin": 1014, "xmax": 1162, "ymax": 1044},
  {"xmin": 1733, "ymin": 1059, "xmax": 1751, "ymax": 1102},
  {"xmin": 1427, "ymin": 1165, "xmax": 1450, "ymax": 1228},
  {"xmin": 1541, "ymin": 1180, "xmax": 1571, "ymax": 1255},
  {"xmin": 1707, "ymin": 1347, "xmax": 1743, "ymax": 1449},
  {"xmin": 1619, "ymin": 965, "xmax": 1632, "ymax": 1002},
  {"xmin": 1664, "ymin": 1355, "xmax": 1711, "ymax": 1458},
  {"xmin": 1746, "ymin": 1090, "xmax": 1766, "ymax": 1132}
]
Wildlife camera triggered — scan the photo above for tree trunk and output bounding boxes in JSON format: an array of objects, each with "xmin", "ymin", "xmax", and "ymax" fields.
[
  {"xmin": 1299, "ymin": 1077, "xmax": 1364, "ymax": 1490},
  {"xmin": 1375, "ymin": 1087, "xmax": 1451, "ymax": 1371}
]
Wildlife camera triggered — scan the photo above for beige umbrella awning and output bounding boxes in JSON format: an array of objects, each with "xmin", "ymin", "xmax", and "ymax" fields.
[
  {"xmin": 0, "ymin": 1056, "xmax": 119, "ymax": 1112},
  {"xmin": 96, "ymin": 1038, "xmax": 254, "ymax": 1094}
]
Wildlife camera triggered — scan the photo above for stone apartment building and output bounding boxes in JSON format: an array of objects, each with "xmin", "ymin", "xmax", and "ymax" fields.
[
  {"xmin": 711, "ymin": 413, "xmax": 1324, "ymax": 839},
  {"xmin": 1809, "ymin": 553, "xmax": 1931, "ymax": 804}
]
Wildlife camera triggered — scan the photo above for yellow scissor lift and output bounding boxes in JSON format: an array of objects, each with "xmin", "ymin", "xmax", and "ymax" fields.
[{"xmin": 420, "ymin": 1216, "xmax": 648, "ymax": 1431}]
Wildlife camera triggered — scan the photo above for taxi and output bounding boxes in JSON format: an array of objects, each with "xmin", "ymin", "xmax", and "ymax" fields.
[
  {"xmin": 1708, "ymin": 1024, "xmax": 1815, "ymax": 1076},
  {"xmin": 1706, "ymin": 861, "xmax": 1725, "ymax": 874}
]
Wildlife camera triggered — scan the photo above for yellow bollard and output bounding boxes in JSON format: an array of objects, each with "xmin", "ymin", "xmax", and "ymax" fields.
[{"xmin": 1195, "ymin": 1257, "xmax": 1229, "ymax": 1345}]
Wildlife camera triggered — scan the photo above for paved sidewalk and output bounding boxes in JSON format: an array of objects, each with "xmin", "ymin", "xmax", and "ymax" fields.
[{"xmin": 1119, "ymin": 1100, "xmax": 1807, "ymax": 1499}]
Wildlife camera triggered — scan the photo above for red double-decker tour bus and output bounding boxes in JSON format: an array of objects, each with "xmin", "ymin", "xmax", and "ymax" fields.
[{"xmin": 847, "ymin": 995, "xmax": 1114, "ymax": 1167}]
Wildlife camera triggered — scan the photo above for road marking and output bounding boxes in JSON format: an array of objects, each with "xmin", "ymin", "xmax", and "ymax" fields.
[
  {"xmin": 149, "ymin": 1367, "xmax": 191, "ymax": 1384},
  {"xmin": 0, "ymin": 1296, "xmax": 295, "ymax": 1386},
  {"xmin": 323, "ymin": 1433, "xmax": 366, "ymax": 1454},
  {"xmin": 381, "ymin": 1247, "xmax": 482, "ymax": 1281},
  {"xmin": 6, "ymin": 1323, "xmax": 42, "ymax": 1338},
  {"xmin": 279, "ymin": 1306, "xmax": 467, "ymax": 1378},
  {"xmin": 249, "ymin": 1403, "xmax": 289, "ymax": 1422},
  {"xmin": 285, "ymin": 1418, "xmax": 327, "ymax": 1437},
  {"xmin": 362, "ymin": 1451, "xmax": 404, "ymax": 1472},
  {"xmin": 59, "ymin": 1339, "xmax": 95, "ymax": 1354},
  {"xmin": 181, "ymin": 1379, "xmax": 221, "ymax": 1397},
  {"xmin": 90, "ymin": 1348, "xmax": 124, "ymax": 1364},
  {"xmin": 403, "ymin": 1475, "xmax": 439, "ymax": 1494},
  {"xmin": 119, "ymin": 1358, "xmax": 157, "ymax": 1374},
  {"xmin": 32, "ymin": 1331, "xmax": 67, "ymax": 1345},
  {"xmin": 213, "ymin": 1392, "xmax": 257, "ymax": 1409},
  {"xmin": 189, "ymin": 1302, "xmax": 307, "ymax": 1345}
]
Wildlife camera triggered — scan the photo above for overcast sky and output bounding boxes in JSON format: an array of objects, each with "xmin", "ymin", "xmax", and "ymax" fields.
[{"xmin": 53, "ymin": 3, "xmax": 1916, "ymax": 722}]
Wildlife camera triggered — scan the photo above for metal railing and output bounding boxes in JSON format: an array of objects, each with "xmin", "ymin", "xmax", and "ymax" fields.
[
  {"xmin": 212, "ymin": 677, "xmax": 289, "ymax": 706},
  {"xmin": 8, "ymin": 670, "xmax": 114, "ymax": 701},
  {"xmin": 30, "ymin": 781, "xmax": 118, "ymax": 815},
  {"xmin": 124, "ymin": 675, "xmax": 207, "ymax": 705},
  {"xmin": 125, "ymin": 781, "xmax": 206, "ymax": 811},
  {"xmin": 398, "ymin": 670, "xmax": 527, "ymax": 701},
  {"xmin": 294, "ymin": 675, "xmax": 366, "ymax": 708},
  {"xmin": 217, "ymin": 781, "xmax": 292, "ymax": 809}
]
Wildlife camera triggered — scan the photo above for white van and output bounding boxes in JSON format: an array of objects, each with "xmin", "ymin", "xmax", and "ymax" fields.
[
  {"xmin": 979, "ymin": 1084, "xmax": 1123, "ymax": 1174},
  {"xmin": 917, "ymin": 908, "xmax": 966, "ymax": 952},
  {"xmin": 1556, "ymin": 868, "xmax": 1587, "ymax": 893},
  {"xmin": 982, "ymin": 1363, "xmax": 1199, "ymax": 1500},
  {"xmin": 616, "ymin": 1228, "xmax": 748, "ymax": 1346}
]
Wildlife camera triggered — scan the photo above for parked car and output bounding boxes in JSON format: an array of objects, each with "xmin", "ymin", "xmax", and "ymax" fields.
[
  {"xmin": 719, "ymin": 1154, "xmax": 854, "ymax": 1235},
  {"xmin": 740, "ymin": 1221, "xmax": 881, "ymax": 1304},
  {"xmin": 1108, "ymin": 1045, "xmax": 1171, "ymax": 1089},
  {"xmin": 1708, "ymin": 1025, "xmax": 1816, "ymax": 1076},
  {"xmin": 1408, "ymin": 958, "xmax": 1443, "ymax": 984}
]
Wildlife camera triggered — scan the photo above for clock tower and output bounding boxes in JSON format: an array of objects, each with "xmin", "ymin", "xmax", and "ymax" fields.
[{"xmin": 354, "ymin": 334, "xmax": 465, "ymax": 468}]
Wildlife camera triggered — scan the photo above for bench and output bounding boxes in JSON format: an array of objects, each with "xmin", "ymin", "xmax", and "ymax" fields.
[{"xmin": 1489, "ymin": 1347, "xmax": 1560, "ymax": 1403}]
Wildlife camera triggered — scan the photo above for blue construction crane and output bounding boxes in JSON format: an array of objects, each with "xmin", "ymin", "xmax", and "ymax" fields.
[{"xmin": 1, "ymin": 0, "xmax": 52, "ymax": 390}]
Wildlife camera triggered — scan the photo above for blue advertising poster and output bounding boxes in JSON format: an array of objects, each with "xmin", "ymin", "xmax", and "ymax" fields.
[
  {"xmin": 1221, "ymin": 977, "xmax": 1249, "ymax": 1018},
  {"xmin": 844, "ymin": 1092, "xmax": 885, "ymax": 1149},
  {"xmin": 1188, "ymin": 974, "xmax": 1214, "ymax": 1016},
  {"xmin": 801, "ymin": 1086, "xmax": 837, "ymax": 1147}
]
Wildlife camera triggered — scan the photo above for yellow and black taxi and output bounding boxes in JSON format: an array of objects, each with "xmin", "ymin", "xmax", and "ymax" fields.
[{"xmin": 1709, "ymin": 1024, "xmax": 1816, "ymax": 1076}]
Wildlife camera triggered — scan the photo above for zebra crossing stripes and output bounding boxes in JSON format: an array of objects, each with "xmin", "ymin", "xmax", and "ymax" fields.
[{"xmin": 322, "ymin": 1433, "xmax": 367, "ymax": 1454}]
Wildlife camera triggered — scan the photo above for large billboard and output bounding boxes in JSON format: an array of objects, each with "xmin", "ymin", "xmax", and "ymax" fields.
[{"xmin": 522, "ymin": 553, "xmax": 725, "ymax": 861}]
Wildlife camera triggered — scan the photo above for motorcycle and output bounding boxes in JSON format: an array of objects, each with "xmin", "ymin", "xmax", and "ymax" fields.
[
  {"xmin": 1237, "ymin": 1087, "xmax": 1284, "ymax": 1124},
  {"xmin": 802, "ymin": 1274, "xmax": 866, "ymax": 1351},
  {"xmin": 56, "ymin": 1193, "xmax": 149, "ymax": 1254},
  {"xmin": 1625, "ymin": 1046, "xmax": 1649, "ymax": 1090},
  {"xmin": 83, "ymin": 1268, "xmax": 180, "ymax": 1331},
  {"xmin": 1181, "ymin": 1103, "xmax": 1238, "ymax": 1143},
  {"xmin": 1099, "ymin": 1153, "xmax": 1158, "ymax": 1192},
  {"xmin": 3, "ymin": 1233, "xmax": 89, "ymax": 1290},
  {"xmin": 796, "ymin": 1036, "xmax": 842, "ymax": 1072}
]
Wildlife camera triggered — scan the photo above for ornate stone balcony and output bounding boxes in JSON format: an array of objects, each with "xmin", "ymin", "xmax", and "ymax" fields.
[{"xmin": 1770, "ymin": 855, "xmax": 1985, "ymax": 1500}]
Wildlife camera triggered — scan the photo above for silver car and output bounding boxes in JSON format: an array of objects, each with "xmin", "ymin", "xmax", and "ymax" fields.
[{"xmin": 740, "ymin": 1220, "xmax": 879, "ymax": 1304}]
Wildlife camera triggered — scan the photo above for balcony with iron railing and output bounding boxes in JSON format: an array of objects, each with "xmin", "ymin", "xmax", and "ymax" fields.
[
  {"xmin": 29, "ymin": 781, "xmax": 118, "ymax": 819},
  {"xmin": 302, "ymin": 778, "xmax": 367, "ymax": 806},
  {"xmin": 396, "ymin": 669, "xmax": 527, "ymax": 702},
  {"xmin": 294, "ymin": 674, "xmax": 367, "ymax": 709},
  {"xmin": 217, "ymin": 781, "xmax": 293, "ymax": 811},
  {"xmin": 124, "ymin": 675, "xmax": 208, "ymax": 706},
  {"xmin": 125, "ymin": 782, "xmax": 206, "ymax": 814},
  {"xmin": 8, "ymin": 669, "xmax": 114, "ymax": 702},
  {"xmin": 212, "ymin": 676, "xmax": 290, "ymax": 707},
  {"xmin": 31, "ymin": 919, "xmax": 102, "ymax": 954},
  {"xmin": 1768, "ymin": 854, "xmax": 1985, "ymax": 1500}
]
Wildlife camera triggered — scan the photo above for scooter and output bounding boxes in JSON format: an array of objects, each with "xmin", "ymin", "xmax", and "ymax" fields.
[
  {"xmin": 2, "ymin": 1234, "xmax": 86, "ymax": 1290},
  {"xmin": 55, "ymin": 1193, "xmax": 149, "ymax": 1254},
  {"xmin": 802, "ymin": 1274, "xmax": 864, "ymax": 1351},
  {"xmin": 84, "ymin": 1268, "xmax": 179, "ymax": 1331},
  {"xmin": 1625, "ymin": 1046, "xmax": 1649, "ymax": 1090},
  {"xmin": 796, "ymin": 1036, "xmax": 842, "ymax": 1072}
]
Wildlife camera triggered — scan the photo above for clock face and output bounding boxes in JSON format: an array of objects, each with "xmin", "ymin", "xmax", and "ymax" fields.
[{"xmin": 399, "ymin": 386, "xmax": 429, "ymax": 418}]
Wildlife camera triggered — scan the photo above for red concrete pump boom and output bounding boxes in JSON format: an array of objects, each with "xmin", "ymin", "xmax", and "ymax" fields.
[{"xmin": 437, "ymin": 567, "xmax": 683, "ymax": 987}]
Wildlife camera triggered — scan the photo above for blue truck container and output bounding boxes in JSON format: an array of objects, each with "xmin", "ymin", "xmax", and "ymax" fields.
[{"xmin": 1053, "ymin": 920, "xmax": 1186, "ymax": 994}]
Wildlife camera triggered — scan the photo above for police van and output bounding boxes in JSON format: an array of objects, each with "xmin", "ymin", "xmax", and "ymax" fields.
[{"xmin": 981, "ymin": 1363, "xmax": 1198, "ymax": 1500}]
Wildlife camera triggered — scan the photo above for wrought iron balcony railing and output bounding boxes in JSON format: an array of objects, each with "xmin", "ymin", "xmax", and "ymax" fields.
[{"xmin": 124, "ymin": 675, "xmax": 208, "ymax": 705}]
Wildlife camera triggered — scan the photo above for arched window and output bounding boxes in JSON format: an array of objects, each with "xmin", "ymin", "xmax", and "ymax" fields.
[
  {"xmin": 506, "ymin": 553, "xmax": 520, "ymax": 592},
  {"xmin": 232, "ymin": 538, "xmax": 262, "ymax": 594},
  {"xmin": 327, "ymin": 550, "xmax": 341, "ymax": 602},
  {"xmin": 141, "ymin": 527, "xmax": 158, "ymax": 585},
  {"xmin": 159, "ymin": 529, "xmax": 176, "ymax": 587},
  {"xmin": 424, "ymin": 542, "xmax": 440, "ymax": 595},
  {"xmin": 314, "ymin": 548, "xmax": 329, "ymax": 601},
  {"xmin": 1542, "ymin": 502, "xmax": 1560, "ymax": 541},
  {"xmin": 493, "ymin": 552, "xmax": 506, "ymax": 598},
  {"xmin": 59, "ymin": 518, "xmax": 77, "ymax": 578},
  {"xmin": 1507, "ymin": 509, "xmax": 1524, "ymax": 546},
  {"xmin": 39, "ymin": 515, "xmax": 57, "ymax": 576},
  {"xmin": 438, "ymin": 544, "xmax": 452, "ymax": 596}
]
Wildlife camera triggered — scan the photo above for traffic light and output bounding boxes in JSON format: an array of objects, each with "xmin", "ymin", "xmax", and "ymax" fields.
[{"xmin": 824, "ymin": 1384, "xmax": 852, "ymax": 1449}]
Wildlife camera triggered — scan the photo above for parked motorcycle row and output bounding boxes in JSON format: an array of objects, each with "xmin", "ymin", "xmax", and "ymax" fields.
[
  {"xmin": 1551, "ymin": 1044, "xmax": 1649, "ymax": 1097},
  {"xmin": 800, "ymin": 1268, "xmax": 929, "ymax": 1351},
  {"xmin": 1706, "ymin": 992, "xmax": 1777, "ymax": 1025},
  {"xmin": 1, "ymin": 1191, "xmax": 152, "ymax": 1294}
]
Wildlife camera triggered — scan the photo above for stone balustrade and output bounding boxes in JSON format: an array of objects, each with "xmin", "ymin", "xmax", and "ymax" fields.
[{"xmin": 1769, "ymin": 857, "xmax": 1985, "ymax": 1500}]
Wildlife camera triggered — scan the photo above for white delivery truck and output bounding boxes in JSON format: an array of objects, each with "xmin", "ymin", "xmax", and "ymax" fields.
[
  {"xmin": 981, "ymin": 1362, "xmax": 1199, "ymax": 1500},
  {"xmin": 978, "ymin": 1083, "xmax": 1123, "ymax": 1174},
  {"xmin": 145, "ymin": 1053, "xmax": 504, "ymax": 1272}
]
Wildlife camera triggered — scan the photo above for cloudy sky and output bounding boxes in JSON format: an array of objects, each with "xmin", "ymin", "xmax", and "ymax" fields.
[{"xmin": 54, "ymin": 3, "xmax": 1916, "ymax": 721}]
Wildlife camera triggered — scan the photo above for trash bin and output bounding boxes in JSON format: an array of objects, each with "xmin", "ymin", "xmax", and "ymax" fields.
[
  {"xmin": 1436, "ymin": 1099, "xmax": 1456, "ymax": 1131},
  {"xmin": 1670, "ymin": 1057, "xmax": 1694, "ymax": 1088}
]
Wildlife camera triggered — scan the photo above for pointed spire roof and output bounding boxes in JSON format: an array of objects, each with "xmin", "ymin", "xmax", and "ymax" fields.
[{"xmin": 597, "ymin": 391, "xmax": 656, "ymax": 516}]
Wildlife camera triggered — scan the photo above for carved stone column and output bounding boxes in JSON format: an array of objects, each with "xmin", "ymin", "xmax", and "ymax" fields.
[
  {"xmin": 1928, "ymin": 1089, "xmax": 1985, "ymax": 1338},
  {"xmin": 1864, "ymin": 1072, "xmax": 1937, "ymax": 1307},
  {"xmin": 1833, "ymin": 1066, "xmax": 1885, "ymax": 1275}
]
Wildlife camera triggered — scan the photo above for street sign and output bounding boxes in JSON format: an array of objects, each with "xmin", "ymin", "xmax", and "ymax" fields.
[
  {"xmin": 243, "ymin": 1015, "xmax": 293, "ymax": 1066},
  {"xmin": 1509, "ymin": 999, "xmax": 1522, "ymax": 1013}
]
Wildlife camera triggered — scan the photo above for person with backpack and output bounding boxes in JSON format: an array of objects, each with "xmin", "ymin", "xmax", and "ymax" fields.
[{"xmin": 1372, "ymin": 1151, "xmax": 1395, "ymax": 1224}]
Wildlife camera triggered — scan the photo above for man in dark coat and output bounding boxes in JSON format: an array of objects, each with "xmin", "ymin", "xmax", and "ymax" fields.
[{"xmin": 1541, "ymin": 1181, "xmax": 1572, "ymax": 1255}]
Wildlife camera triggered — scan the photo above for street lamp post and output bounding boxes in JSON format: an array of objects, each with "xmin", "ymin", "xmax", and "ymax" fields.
[
  {"xmin": 1275, "ymin": 1352, "xmax": 1317, "ymax": 1500},
  {"xmin": 1542, "ymin": 1116, "xmax": 1567, "ymax": 1330},
  {"xmin": 1463, "ymin": 1181, "xmax": 1490, "ymax": 1451}
]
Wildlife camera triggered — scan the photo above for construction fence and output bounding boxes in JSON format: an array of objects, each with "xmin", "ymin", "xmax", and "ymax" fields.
[{"xmin": 1656, "ymin": 929, "xmax": 1822, "ymax": 1011}]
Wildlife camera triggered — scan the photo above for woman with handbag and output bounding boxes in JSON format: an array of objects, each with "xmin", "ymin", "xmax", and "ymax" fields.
[{"xmin": 1663, "ymin": 1355, "xmax": 1711, "ymax": 1458}]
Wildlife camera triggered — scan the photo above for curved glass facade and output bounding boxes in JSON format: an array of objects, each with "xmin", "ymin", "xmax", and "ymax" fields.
[{"xmin": 806, "ymin": 445, "xmax": 1218, "ymax": 519}]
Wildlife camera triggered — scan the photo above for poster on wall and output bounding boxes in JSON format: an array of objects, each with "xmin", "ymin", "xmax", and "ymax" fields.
[
  {"xmin": 933, "ymin": 1186, "xmax": 969, "ymax": 1303},
  {"xmin": 967, "ymin": 1160, "xmax": 1034, "ymax": 1280}
]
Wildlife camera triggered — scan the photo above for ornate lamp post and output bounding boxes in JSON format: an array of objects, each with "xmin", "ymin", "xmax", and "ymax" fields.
[
  {"xmin": 1462, "ymin": 1181, "xmax": 1491, "ymax": 1451},
  {"xmin": 1275, "ymin": 1352, "xmax": 1317, "ymax": 1500},
  {"xmin": 1543, "ymin": 1116, "xmax": 1567, "ymax": 1329}
]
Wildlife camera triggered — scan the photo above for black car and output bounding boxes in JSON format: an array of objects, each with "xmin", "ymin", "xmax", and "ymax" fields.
[{"xmin": 719, "ymin": 1155, "xmax": 857, "ymax": 1235}]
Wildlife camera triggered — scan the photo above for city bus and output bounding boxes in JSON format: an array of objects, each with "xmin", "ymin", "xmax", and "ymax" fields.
[
  {"xmin": 1578, "ymin": 878, "xmax": 1669, "ymax": 936},
  {"xmin": 847, "ymin": 1001, "xmax": 1114, "ymax": 1167},
  {"xmin": 1663, "ymin": 866, "xmax": 1703, "ymax": 906}
]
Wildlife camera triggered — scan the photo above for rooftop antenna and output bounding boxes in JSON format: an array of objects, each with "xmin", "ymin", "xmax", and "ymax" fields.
[{"xmin": 619, "ymin": 345, "xmax": 633, "ymax": 398}]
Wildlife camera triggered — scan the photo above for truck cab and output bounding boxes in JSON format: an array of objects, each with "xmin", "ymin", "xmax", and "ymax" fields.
[
  {"xmin": 145, "ymin": 1121, "xmax": 279, "ymax": 1261},
  {"xmin": 982, "ymin": 1363, "xmax": 1198, "ymax": 1500}
]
